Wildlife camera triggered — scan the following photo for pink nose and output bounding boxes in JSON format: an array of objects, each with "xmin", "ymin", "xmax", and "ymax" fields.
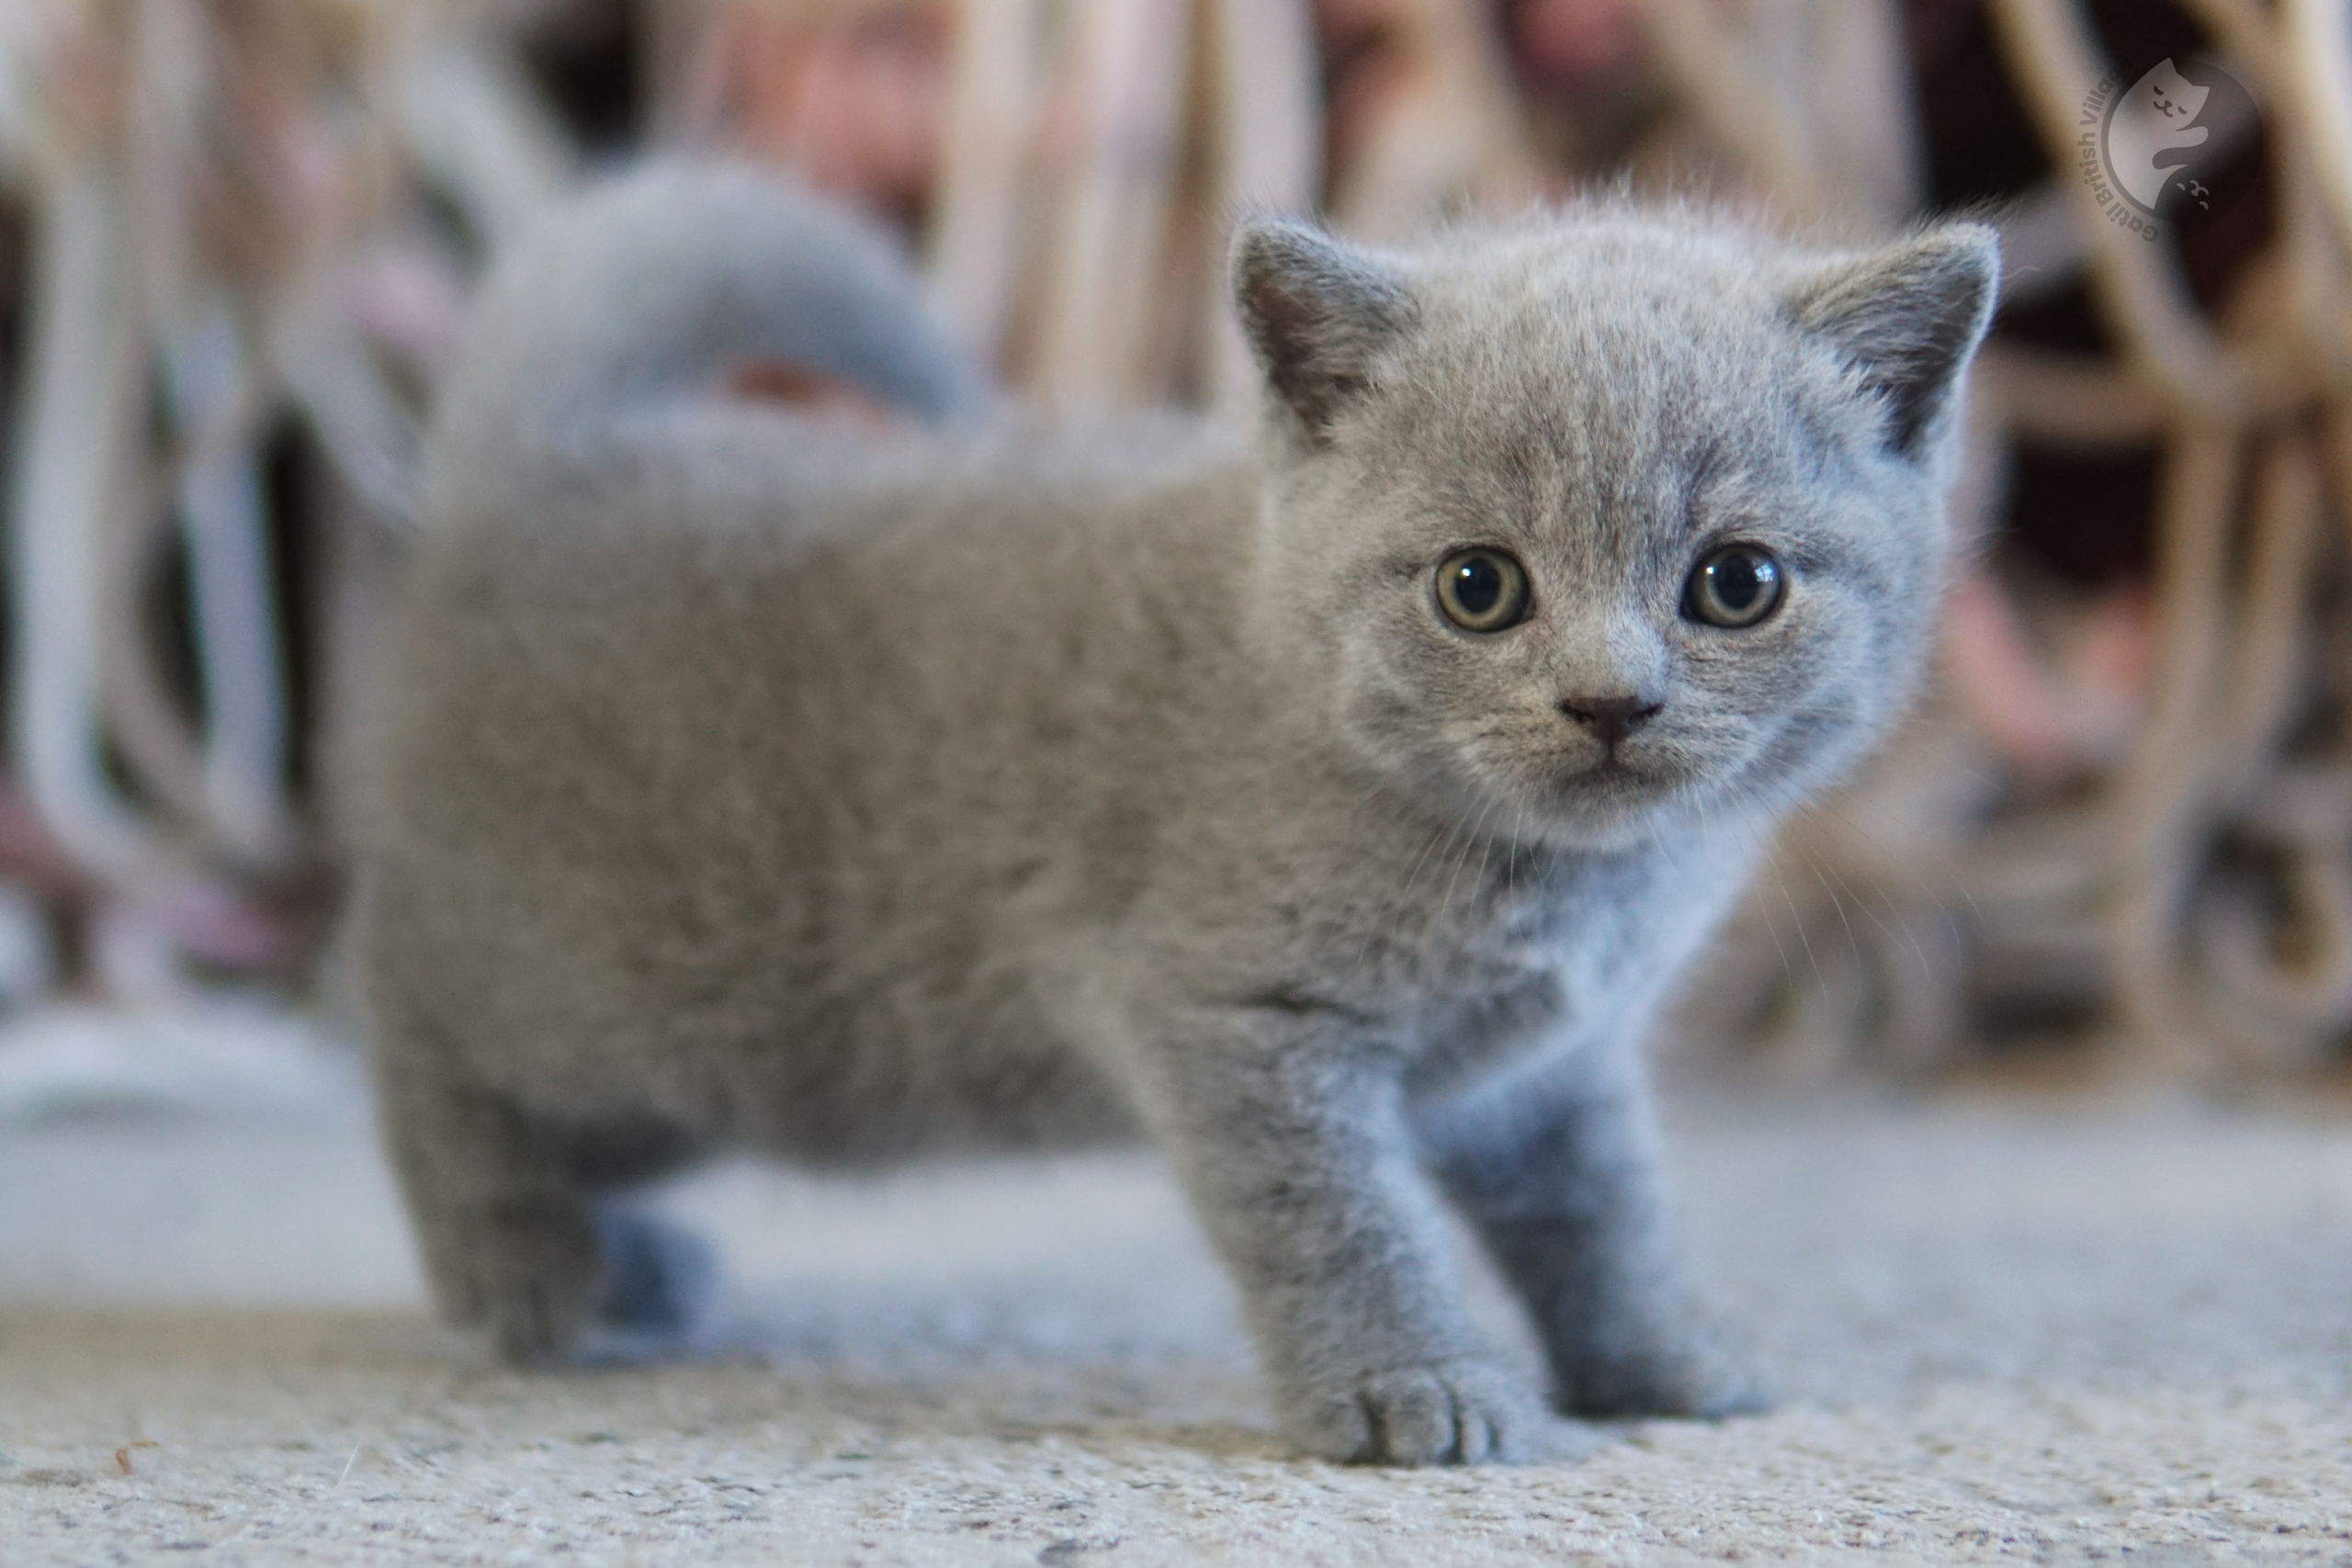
[{"xmin": 1560, "ymin": 694, "xmax": 1662, "ymax": 746}]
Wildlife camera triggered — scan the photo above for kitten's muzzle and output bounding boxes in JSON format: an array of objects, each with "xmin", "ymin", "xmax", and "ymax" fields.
[{"xmin": 1559, "ymin": 694, "xmax": 1663, "ymax": 748}]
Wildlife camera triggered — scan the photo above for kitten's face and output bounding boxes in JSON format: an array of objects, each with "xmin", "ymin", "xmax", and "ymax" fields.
[{"xmin": 1234, "ymin": 217, "xmax": 1996, "ymax": 851}]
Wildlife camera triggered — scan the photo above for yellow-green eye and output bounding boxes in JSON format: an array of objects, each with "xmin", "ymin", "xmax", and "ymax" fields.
[
  {"xmin": 1436, "ymin": 549, "xmax": 1531, "ymax": 633},
  {"xmin": 1684, "ymin": 544, "xmax": 1783, "ymax": 628}
]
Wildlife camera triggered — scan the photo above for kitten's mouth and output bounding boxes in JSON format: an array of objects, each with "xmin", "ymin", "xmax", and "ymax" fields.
[
  {"xmin": 1521, "ymin": 754, "xmax": 1695, "ymax": 847},
  {"xmin": 1551, "ymin": 741, "xmax": 1707, "ymax": 807},
  {"xmin": 1570, "ymin": 754, "xmax": 1634, "ymax": 783},
  {"xmin": 1565, "ymin": 743, "xmax": 1657, "ymax": 781},
  {"xmin": 1551, "ymin": 750, "xmax": 1668, "ymax": 803}
]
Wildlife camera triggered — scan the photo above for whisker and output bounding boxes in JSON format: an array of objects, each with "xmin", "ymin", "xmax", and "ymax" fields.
[
  {"xmin": 1704, "ymin": 794, "xmax": 1796, "ymax": 990},
  {"xmin": 1468, "ymin": 799, "xmax": 1505, "ymax": 908},
  {"xmin": 1800, "ymin": 791, "xmax": 1980, "ymax": 950},
  {"xmin": 1779, "ymin": 871, "xmax": 1829, "ymax": 1002},
  {"xmin": 1351, "ymin": 797, "xmax": 1476, "ymax": 976},
  {"xmin": 1809, "ymin": 836, "xmax": 1936, "ymax": 980},
  {"xmin": 1400, "ymin": 811, "xmax": 1462, "ymax": 904},
  {"xmin": 1789, "ymin": 837, "xmax": 1862, "ymax": 964},
  {"xmin": 1722, "ymin": 792, "xmax": 1835, "ymax": 1003},
  {"xmin": 1441, "ymin": 797, "xmax": 1500, "ymax": 917},
  {"xmin": 1757, "ymin": 782, "xmax": 1942, "ymax": 983}
]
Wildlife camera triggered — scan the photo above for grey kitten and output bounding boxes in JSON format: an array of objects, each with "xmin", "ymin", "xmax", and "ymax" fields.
[{"xmin": 359, "ymin": 162, "xmax": 1996, "ymax": 1465}]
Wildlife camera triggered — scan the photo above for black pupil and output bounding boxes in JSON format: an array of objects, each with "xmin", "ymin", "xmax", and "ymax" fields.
[
  {"xmin": 1453, "ymin": 558, "xmax": 1503, "ymax": 615},
  {"xmin": 1709, "ymin": 551, "xmax": 1761, "ymax": 611}
]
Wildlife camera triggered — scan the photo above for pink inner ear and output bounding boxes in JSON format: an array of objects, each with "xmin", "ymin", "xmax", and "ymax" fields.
[{"xmin": 725, "ymin": 359, "xmax": 905, "ymax": 433}]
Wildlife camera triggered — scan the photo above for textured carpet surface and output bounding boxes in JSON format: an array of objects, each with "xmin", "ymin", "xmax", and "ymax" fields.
[{"xmin": 5, "ymin": 1090, "xmax": 2352, "ymax": 1565}]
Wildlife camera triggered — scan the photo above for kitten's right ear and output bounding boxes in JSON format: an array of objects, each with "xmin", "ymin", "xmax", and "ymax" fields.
[{"xmin": 1230, "ymin": 218, "xmax": 1413, "ymax": 446}]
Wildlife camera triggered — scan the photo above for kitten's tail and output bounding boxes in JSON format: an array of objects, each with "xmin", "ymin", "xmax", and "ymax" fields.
[{"xmin": 424, "ymin": 159, "xmax": 986, "ymax": 510}]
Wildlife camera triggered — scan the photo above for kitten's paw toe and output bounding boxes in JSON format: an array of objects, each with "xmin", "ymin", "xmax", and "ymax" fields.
[
  {"xmin": 1291, "ymin": 1360, "xmax": 1556, "ymax": 1466},
  {"xmin": 594, "ymin": 1208, "xmax": 719, "ymax": 1337}
]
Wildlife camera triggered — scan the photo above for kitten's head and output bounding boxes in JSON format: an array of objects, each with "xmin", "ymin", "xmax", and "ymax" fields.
[{"xmin": 1231, "ymin": 208, "xmax": 1997, "ymax": 850}]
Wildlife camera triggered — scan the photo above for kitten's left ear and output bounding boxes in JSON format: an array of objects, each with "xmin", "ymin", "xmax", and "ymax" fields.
[
  {"xmin": 1230, "ymin": 217, "xmax": 1415, "ymax": 447},
  {"xmin": 1788, "ymin": 225, "xmax": 1999, "ymax": 460}
]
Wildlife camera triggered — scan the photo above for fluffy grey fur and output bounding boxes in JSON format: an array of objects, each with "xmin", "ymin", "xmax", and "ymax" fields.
[{"xmin": 358, "ymin": 162, "xmax": 1996, "ymax": 1466}]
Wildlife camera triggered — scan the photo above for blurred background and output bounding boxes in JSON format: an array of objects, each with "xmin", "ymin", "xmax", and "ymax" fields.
[{"xmin": 0, "ymin": 0, "xmax": 2347, "ymax": 1123}]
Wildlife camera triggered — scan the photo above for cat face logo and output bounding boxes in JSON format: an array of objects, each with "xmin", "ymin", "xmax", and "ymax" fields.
[{"xmin": 2087, "ymin": 55, "xmax": 2260, "ymax": 232}]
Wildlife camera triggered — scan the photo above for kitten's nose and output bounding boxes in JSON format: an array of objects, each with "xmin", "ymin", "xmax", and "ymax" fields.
[{"xmin": 1560, "ymin": 694, "xmax": 1662, "ymax": 746}]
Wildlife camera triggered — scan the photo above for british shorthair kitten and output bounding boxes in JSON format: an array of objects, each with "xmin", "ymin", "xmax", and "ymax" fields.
[{"xmin": 359, "ymin": 162, "xmax": 1996, "ymax": 1464}]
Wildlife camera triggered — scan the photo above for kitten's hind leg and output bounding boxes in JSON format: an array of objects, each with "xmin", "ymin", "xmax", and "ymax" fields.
[
  {"xmin": 373, "ymin": 1040, "xmax": 605, "ymax": 1363},
  {"xmin": 1430, "ymin": 1050, "xmax": 1770, "ymax": 1421}
]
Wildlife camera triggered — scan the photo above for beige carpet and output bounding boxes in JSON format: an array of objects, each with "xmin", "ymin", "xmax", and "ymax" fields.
[{"xmin": 6, "ymin": 1085, "xmax": 2352, "ymax": 1565}]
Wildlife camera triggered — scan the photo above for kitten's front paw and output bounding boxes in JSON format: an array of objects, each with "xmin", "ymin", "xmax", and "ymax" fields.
[{"xmin": 1286, "ymin": 1359, "xmax": 1588, "ymax": 1466}]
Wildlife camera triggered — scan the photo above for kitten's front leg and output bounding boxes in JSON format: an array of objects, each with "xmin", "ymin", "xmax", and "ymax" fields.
[
  {"xmin": 1429, "ymin": 1045, "xmax": 1768, "ymax": 1420},
  {"xmin": 1136, "ymin": 1010, "xmax": 1581, "ymax": 1465}
]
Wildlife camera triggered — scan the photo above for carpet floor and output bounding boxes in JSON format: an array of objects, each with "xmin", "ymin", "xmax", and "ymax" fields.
[{"xmin": 5, "ymin": 1084, "xmax": 2352, "ymax": 1566}]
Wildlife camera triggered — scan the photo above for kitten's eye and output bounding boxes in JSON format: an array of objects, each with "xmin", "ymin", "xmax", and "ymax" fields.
[
  {"xmin": 1684, "ymin": 545, "xmax": 1784, "ymax": 628},
  {"xmin": 1435, "ymin": 549, "xmax": 1531, "ymax": 633}
]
